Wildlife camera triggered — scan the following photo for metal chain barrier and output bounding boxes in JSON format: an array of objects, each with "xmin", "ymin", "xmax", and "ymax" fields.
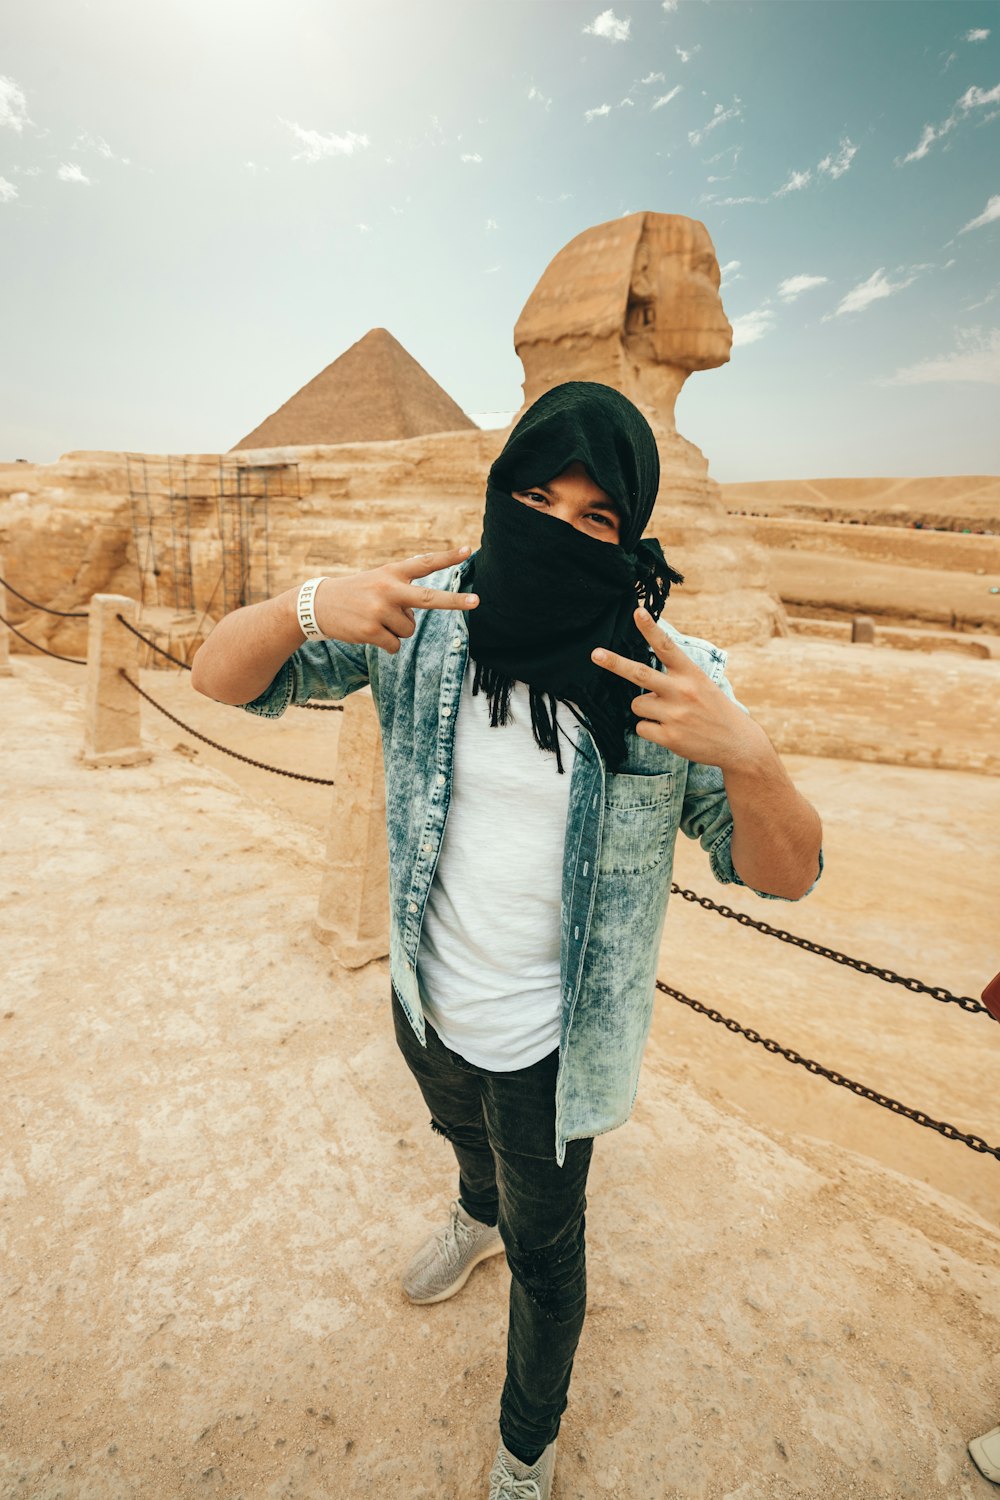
[
  {"xmin": 0, "ymin": 571, "xmax": 89, "ymax": 617},
  {"xmin": 116, "ymin": 613, "xmax": 194, "ymax": 671},
  {"xmin": 0, "ymin": 609, "xmax": 86, "ymax": 664},
  {"xmin": 656, "ymin": 979, "xmax": 1000, "ymax": 1161},
  {"xmin": 114, "ymin": 613, "xmax": 343, "ymax": 710},
  {"xmin": 118, "ymin": 669, "xmax": 336, "ymax": 785},
  {"xmin": 669, "ymin": 882, "xmax": 988, "ymax": 1017}
]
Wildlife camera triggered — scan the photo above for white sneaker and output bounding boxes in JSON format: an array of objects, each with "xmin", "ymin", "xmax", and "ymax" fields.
[
  {"xmin": 488, "ymin": 1435, "xmax": 556, "ymax": 1499},
  {"xmin": 969, "ymin": 1424, "xmax": 1000, "ymax": 1483},
  {"xmin": 401, "ymin": 1200, "xmax": 505, "ymax": 1305}
]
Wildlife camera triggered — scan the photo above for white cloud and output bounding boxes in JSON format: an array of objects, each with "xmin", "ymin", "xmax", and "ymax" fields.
[
  {"xmin": 57, "ymin": 162, "xmax": 91, "ymax": 185},
  {"xmin": 688, "ymin": 98, "xmax": 742, "ymax": 146},
  {"xmin": 777, "ymin": 273, "xmax": 828, "ymax": 302},
  {"xmin": 585, "ymin": 103, "xmax": 613, "ymax": 122},
  {"xmin": 705, "ymin": 193, "xmax": 769, "ymax": 206},
  {"xmin": 662, "ymin": 0, "xmax": 679, "ymax": 10},
  {"xmin": 0, "ymin": 75, "xmax": 31, "ymax": 134},
  {"xmin": 652, "ymin": 86, "xmax": 683, "ymax": 110},
  {"xmin": 71, "ymin": 130, "xmax": 125, "ymax": 162},
  {"xmin": 357, "ymin": 222, "xmax": 371, "ymax": 233},
  {"xmin": 901, "ymin": 122, "xmax": 943, "ymax": 163},
  {"xmin": 675, "ymin": 45, "xmax": 701, "ymax": 63},
  {"xmin": 0, "ymin": 175, "xmax": 18, "ymax": 202},
  {"xmin": 485, "ymin": 217, "xmax": 498, "ymax": 230},
  {"xmin": 774, "ymin": 167, "xmax": 812, "ymax": 196},
  {"xmin": 898, "ymin": 81, "xmax": 1000, "ymax": 164},
  {"xmin": 719, "ymin": 259, "xmax": 742, "ymax": 284},
  {"xmin": 460, "ymin": 152, "xmax": 482, "ymax": 163},
  {"xmin": 817, "ymin": 136, "xmax": 858, "ymax": 178},
  {"xmin": 959, "ymin": 192, "xmax": 1000, "ymax": 233},
  {"xmin": 641, "ymin": 71, "xmax": 665, "ymax": 85},
  {"xmin": 964, "ymin": 289, "xmax": 997, "ymax": 310},
  {"xmin": 279, "ymin": 118, "xmax": 369, "ymax": 162},
  {"xmin": 827, "ymin": 267, "xmax": 917, "ymax": 318},
  {"xmin": 730, "ymin": 305, "xmax": 776, "ymax": 346},
  {"xmin": 528, "ymin": 85, "xmax": 552, "ymax": 109},
  {"xmin": 956, "ymin": 81, "xmax": 1000, "ymax": 110},
  {"xmin": 620, "ymin": 96, "xmax": 635, "ymax": 107},
  {"xmin": 707, "ymin": 174, "xmax": 731, "ymax": 182},
  {"xmin": 879, "ymin": 326, "xmax": 1000, "ymax": 384},
  {"xmin": 966, "ymin": 28, "xmax": 990, "ymax": 42},
  {"xmin": 484, "ymin": 265, "xmax": 501, "ymax": 275},
  {"xmin": 583, "ymin": 8, "xmax": 631, "ymax": 42}
]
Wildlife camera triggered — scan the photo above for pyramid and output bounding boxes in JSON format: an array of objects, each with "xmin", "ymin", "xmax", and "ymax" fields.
[{"xmin": 229, "ymin": 327, "xmax": 477, "ymax": 450}]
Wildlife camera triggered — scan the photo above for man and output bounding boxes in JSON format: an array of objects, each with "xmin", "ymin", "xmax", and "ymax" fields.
[{"xmin": 192, "ymin": 381, "xmax": 824, "ymax": 1499}]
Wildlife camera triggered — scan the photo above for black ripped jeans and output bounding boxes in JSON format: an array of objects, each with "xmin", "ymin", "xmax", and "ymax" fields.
[{"xmin": 391, "ymin": 986, "xmax": 594, "ymax": 1466}]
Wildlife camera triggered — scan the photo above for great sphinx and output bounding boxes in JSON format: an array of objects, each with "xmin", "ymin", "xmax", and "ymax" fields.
[{"xmin": 512, "ymin": 211, "xmax": 786, "ymax": 644}]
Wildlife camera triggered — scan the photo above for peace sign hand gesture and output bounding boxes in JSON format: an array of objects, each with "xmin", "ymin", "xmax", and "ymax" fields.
[
  {"xmin": 314, "ymin": 545, "xmax": 479, "ymax": 655},
  {"xmin": 591, "ymin": 607, "xmax": 766, "ymax": 772}
]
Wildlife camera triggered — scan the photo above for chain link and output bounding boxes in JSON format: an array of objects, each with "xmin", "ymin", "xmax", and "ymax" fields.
[
  {"xmin": 0, "ymin": 572, "xmax": 89, "ymax": 618},
  {"xmin": 669, "ymin": 883, "xmax": 988, "ymax": 1016},
  {"xmin": 118, "ymin": 670, "xmax": 336, "ymax": 784},
  {"xmin": 656, "ymin": 980, "xmax": 1000, "ymax": 1160},
  {"xmin": 115, "ymin": 613, "xmax": 194, "ymax": 671},
  {"xmin": 0, "ymin": 609, "xmax": 86, "ymax": 664}
]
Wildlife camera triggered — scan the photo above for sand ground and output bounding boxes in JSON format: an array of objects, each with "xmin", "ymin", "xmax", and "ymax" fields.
[{"xmin": 2, "ymin": 657, "xmax": 1000, "ymax": 1500}]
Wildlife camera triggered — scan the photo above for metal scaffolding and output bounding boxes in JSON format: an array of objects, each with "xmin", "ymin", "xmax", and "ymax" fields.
[{"xmin": 125, "ymin": 454, "xmax": 301, "ymax": 617}]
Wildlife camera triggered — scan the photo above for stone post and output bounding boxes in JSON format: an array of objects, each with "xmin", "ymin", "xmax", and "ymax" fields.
[
  {"xmin": 80, "ymin": 594, "xmax": 153, "ymax": 767},
  {"xmin": 0, "ymin": 555, "xmax": 13, "ymax": 676},
  {"xmin": 313, "ymin": 689, "xmax": 390, "ymax": 967}
]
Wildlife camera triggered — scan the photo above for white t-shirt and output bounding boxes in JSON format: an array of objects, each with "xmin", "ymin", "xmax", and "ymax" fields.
[{"xmin": 416, "ymin": 663, "xmax": 578, "ymax": 1071}]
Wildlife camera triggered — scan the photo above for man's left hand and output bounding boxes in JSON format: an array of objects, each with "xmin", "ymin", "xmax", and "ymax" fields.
[{"xmin": 591, "ymin": 608, "xmax": 766, "ymax": 771}]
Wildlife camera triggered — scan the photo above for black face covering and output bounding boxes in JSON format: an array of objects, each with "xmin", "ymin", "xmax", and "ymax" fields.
[{"xmin": 465, "ymin": 380, "xmax": 684, "ymax": 772}]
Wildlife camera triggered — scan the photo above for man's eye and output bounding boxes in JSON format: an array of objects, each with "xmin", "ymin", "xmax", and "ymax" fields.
[{"xmin": 589, "ymin": 514, "xmax": 613, "ymax": 527}]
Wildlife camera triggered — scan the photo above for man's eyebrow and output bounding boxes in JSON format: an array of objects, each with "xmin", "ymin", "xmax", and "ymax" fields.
[{"xmin": 535, "ymin": 482, "xmax": 621, "ymax": 514}]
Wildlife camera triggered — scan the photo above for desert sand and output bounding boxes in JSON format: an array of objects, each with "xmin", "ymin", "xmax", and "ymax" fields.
[{"xmin": 3, "ymin": 651, "xmax": 999, "ymax": 1500}]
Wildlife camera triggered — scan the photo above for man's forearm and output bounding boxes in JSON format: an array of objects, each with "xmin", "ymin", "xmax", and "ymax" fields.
[
  {"xmin": 722, "ymin": 724, "xmax": 823, "ymax": 900},
  {"xmin": 190, "ymin": 585, "xmax": 304, "ymax": 705}
]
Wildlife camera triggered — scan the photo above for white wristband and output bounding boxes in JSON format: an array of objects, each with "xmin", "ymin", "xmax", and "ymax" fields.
[{"xmin": 297, "ymin": 576, "xmax": 329, "ymax": 641}]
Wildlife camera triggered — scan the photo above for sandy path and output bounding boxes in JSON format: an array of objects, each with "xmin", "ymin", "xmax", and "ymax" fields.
[{"xmin": 2, "ymin": 660, "xmax": 1000, "ymax": 1499}]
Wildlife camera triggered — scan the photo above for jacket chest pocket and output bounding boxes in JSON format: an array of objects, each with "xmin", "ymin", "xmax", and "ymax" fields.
[{"xmin": 598, "ymin": 770, "xmax": 675, "ymax": 876}]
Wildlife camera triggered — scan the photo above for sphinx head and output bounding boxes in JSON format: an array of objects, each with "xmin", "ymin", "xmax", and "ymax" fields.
[{"xmin": 624, "ymin": 215, "xmax": 733, "ymax": 372}]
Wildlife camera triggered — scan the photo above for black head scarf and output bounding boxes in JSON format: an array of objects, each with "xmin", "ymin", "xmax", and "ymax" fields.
[{"xmin": 466, "ymin": 380, "xmax": 684, "ymax": 772}]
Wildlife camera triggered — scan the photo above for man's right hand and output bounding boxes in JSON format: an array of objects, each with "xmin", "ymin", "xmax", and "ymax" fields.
[
  {"xmin": 313, "ymin": 545, "xmax": 479, "ymax": 654},
  {"xmin": 191, "ymin": 545, "xmax": 479, "ymax": 706}
]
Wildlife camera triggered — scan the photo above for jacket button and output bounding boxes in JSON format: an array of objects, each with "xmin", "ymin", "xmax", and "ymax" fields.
[
  {"xmin": 422, "ymin": 843, "xmax": 433, "ymax": 854},
  {"xmin": 441, "ymin": 706, "xmax": 452, "ymax": 717},
  {"xmin": 437, "ymin": 774, "xmax": 446, "ymax": 786},
  {"xmin": 452, "ymin": 638, "xmax": 462, "ymax": 651},
  {"xmin": 408, "ymin": 902, "xmax": 418, "ymax": 913}
]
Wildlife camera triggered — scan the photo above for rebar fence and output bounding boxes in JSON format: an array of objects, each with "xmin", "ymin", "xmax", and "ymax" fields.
[{"xmin": 3, "ymin": 568, "xmax": 998, "ymax": 1160}]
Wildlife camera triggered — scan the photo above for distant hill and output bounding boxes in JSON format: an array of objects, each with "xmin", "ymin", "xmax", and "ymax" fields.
[{"xmin": 719, "ymin": 475, "xmax": 1000, "ymax": 531}]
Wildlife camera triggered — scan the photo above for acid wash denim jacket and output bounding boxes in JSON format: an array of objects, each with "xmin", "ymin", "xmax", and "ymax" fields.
[{"xmin": 238, "ymin": 557, "xmax": 824, "ymax": 1165}]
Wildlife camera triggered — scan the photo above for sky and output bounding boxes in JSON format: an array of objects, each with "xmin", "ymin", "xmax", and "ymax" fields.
[{"xmin": 1, "ymin": 0, "xmax": 998, "ymax": 480}]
